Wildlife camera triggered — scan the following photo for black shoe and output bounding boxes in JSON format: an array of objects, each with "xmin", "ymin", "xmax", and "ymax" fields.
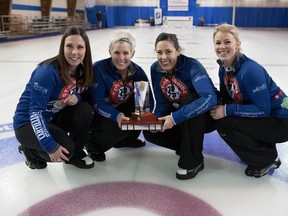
[
  {"xmin": 88, "ymin": 151, "xmax": 106, "ymax": 162},
  {"xmin": 176, "ymin": 162, "xmax": 204, "ymax": 180},
  {"xmin": 114, "ymin": 138, "xmax": 146, "ymax": 148},
  {"xmin": 65, "ymin": 156, "xmax": 94, "ymax": 169},
  {"xmin": 245, "ymin": 157, "xmax": 281, "ymax": 178},
  {"xmin": 18, "ymin": 145, "xmax": 47, "ymax": 169},
  {"xmin": 25, "ymin": 160, "xmax": 47, "ymax": 169},
  {"xmin": 175, "ymin": 149, "xmax": 180, "ymax": 156}
]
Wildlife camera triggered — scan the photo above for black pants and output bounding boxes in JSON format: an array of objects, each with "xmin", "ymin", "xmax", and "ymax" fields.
[
  {"xmin": 14, "ymin": 101, "xmax": 94, "ymax": 162},
  {"xmin": 86, "ymin": 96, "xmax": 141, "ymax": 153},
  {"xmin": 216, "ymin": 116, "xmax": 288, "ymax": 168},
  {"xmin": 143, "ymin": 94, "xmax": 215, "ymax": 169}
]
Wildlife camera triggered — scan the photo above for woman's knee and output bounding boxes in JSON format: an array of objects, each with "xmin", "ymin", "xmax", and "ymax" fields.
[
  {"xmin": 74, "ymin": 102, "xmax": 94, "ymax": 124},
  {"xmin": 143, "ymin": 130, "xmax": 157, "ymax": 143},
  {"xmin": 215, "ymin": 118, "xmax": 230, "ymax": 136},
  {"xmin": 79, "ymin": 101, "xmax": 94, "ymax": 117}
]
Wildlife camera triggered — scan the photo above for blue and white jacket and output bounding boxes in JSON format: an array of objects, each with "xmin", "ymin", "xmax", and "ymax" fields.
[
  {"xmin": 90, "ymin": 57, "xmax": 154, "ymax": 122},
  {"xmin": 13, "ymin": 62, "xmax": 84, "ymax": 153},
  {"xmin": 151, "ymin": 54, "xmax": 217, "ymax": 125},
  {"xmin": 218, "ymin": 53, "xmax": 288, "ymax": 118}
]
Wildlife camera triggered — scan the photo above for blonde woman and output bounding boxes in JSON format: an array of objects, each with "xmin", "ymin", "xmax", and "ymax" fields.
[
  {"xmin": 86, "ymin": 30, "xmax": 153, "ymax": 161},
  {"xmin": 210, "ymin": 24, "xmax": 288, "ymax": 178}
]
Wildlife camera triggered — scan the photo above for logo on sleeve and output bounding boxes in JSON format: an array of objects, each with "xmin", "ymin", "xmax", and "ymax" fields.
[
  {"xmin": 34, "ymin": 82, "xmax": 48, "ymax": 94},
  {"xmin": 282, "ymin": 97, "xmax": 288, "ymax": 109},
  {"xmin": 252, "ymin": 84, "xmax": 267, "ymax": 93}
]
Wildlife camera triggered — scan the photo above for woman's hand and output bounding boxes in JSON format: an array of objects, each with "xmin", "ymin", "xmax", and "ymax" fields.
[
  {"xmin": 49, "ymin": 146, "xmax": 69, "ymax": 163},
  {"xmin": 63, "ymin": 95, "xmax": 78, "ymax": 106},
  {"xmin": 158, "ymin": 115, "xmax": 175, "ymax": 132},
  {"xmin": 210, "ymin": 105, "xmax": 225, "ymax": 120},
  {"xmin": 117, "ymin": 113, "xmax": 130, "ymax": 128}
]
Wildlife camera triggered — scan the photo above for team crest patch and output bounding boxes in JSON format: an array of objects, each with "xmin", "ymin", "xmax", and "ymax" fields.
[
  {"xmin": 111, "ymin": 80, "xmax": 133, "ymax": 104},
  {"xmin": 59, "ymin": 80, "xmax": 84, "ymax": 99},
  {"xmin": 160, "ymin": 76, "xmax": 188, "ymax": 102},
  {"xmin": 224, "ymin": 74, "xmax": 242, "ymax": 103}
]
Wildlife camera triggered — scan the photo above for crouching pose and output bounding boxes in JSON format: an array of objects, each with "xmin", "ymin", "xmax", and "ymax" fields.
[
  {"xmin": 143, "ymin": 33, "xmax": 217, "ymax": 180},
  {"xmin": 210, "ymin": 24, "xmax": 288, "ymax": 177},
  {"xmin": 13, "ymin": 27, "xmax": 95, "ymax": 169},
  {"xmin": 86, "ymin": 30, "xmax": 154, "ymax": 162}
]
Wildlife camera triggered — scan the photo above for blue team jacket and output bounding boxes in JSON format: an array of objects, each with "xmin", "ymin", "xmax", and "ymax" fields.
[
  {"xmin": 151, "ymin": 54, "xmax": 217, "ymax": 125},
  {"xmin": 90, "ymin": 57, "xmax": 154, "ymax": 122},
  {"xmin": 13, "ymin": 62, "xmax": 83, "ymax": 153},
  {"xmin": 218, "ymin": 53, "xmax": 288, "ymax": 119}
]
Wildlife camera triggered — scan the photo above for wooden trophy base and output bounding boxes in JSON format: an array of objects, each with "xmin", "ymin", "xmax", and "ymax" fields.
[{"xmin": 121, "ymin": 112, "xmax": 163, "ymax": 130}]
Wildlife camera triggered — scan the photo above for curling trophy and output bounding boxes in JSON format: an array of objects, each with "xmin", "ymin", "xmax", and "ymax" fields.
[{"xmin": 121, "ymin": 81, "xmax": 162, "ymax": 130}]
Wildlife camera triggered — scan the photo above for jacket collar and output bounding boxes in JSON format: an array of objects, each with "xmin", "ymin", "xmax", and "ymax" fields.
[{"xmin": 217, "ymin": 53, "xmax": 244, "ymax": 75}]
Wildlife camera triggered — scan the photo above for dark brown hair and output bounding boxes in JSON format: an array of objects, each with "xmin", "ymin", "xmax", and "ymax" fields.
[
  {"xmin": 154, "ymin": 32, "xmax": 181, "ymax": 50},
  {"xmin": 40, "ymin": 26, "xmax": 93, "ymax": 87}
]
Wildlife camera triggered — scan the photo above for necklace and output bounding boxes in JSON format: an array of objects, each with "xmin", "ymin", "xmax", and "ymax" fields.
[{"xmin": 69, "ymin": 70, "xmax": 76, "ymax": 78}]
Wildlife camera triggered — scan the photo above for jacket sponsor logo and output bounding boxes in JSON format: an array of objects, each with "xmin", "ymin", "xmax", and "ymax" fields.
[
  {"xmin": 110, "ymin": 80, "xmax": 133, "ymax": 104},
  {"xmin": 252, "ymin": 83, "xmax": 267, "ymax": 93},
  {"xmin": 34, "ymin": 82, "xmax": 48, "ymax": 94},
  {"xmin": 194, "ymin": 75, "xmax": 207, "ymax": 82},
  {"xmin": 224, "ymin": 74, "xmax": 242, "ymax": 103},
  {"xmin": 281, "ymin": 97, "xmax": 288, "ymax": 109},
  {"xmin": 160, "ymin": 76, "xmax": 188, "ymax": 102},
  {"xmin": 60, "ymin": 80, "xmax": 82, "ymax": 99},
  {"xmin": 30, "ymin": 111, "xmax": 50, "ymax": 140}
]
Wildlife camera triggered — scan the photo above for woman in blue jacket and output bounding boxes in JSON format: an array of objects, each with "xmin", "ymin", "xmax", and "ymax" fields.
[
  {"xmin": 143, "ymin": 33, "xmax": 217, "ymax": 180},
  {"xmin": 13, "ymin": 27, "xmax": 95, "ymax": 169},
  {"xmin": 86, "ymin": 30, "xmax": 153, "ymax": 162},
  {"xmin": 210, "ymin": 24, "xmax": 288, "ymax": 178}
]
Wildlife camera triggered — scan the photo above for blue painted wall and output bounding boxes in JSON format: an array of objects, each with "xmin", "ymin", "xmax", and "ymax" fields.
[
  {"xmin": 86, "ymin": 0, "xmax": 288, "ymax": 28},
  {"xmin": 235, "ymin": 7, "xmax": 288, "ymax": 27}
]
